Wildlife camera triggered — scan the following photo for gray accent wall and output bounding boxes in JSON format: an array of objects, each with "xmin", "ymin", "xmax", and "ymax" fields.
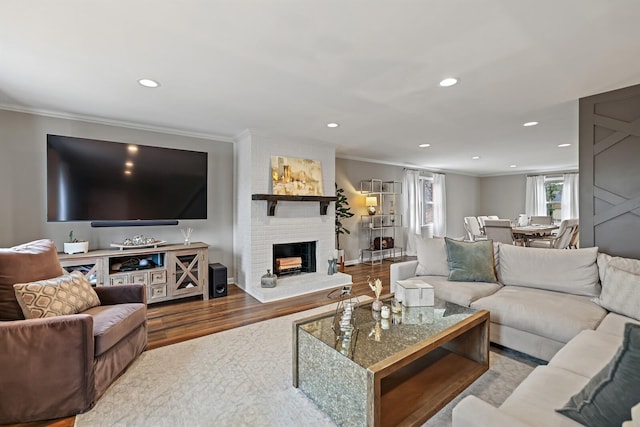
[
  {"xmin": 579, "ymin": 83, "xmax": 640, "ymax": 258},
  {"xmin": 478, "ymin": 174, "xmax": 527, "ymax": 222},
  {"xmin": 0, "ymin": 109, "xmax": 235, "ymax": 273}
]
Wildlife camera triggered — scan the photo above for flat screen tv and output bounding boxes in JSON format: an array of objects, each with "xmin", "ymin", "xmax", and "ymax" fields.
[{"xmin": 47, "ymin": 134, "xmax": 208, "ymax": 224}]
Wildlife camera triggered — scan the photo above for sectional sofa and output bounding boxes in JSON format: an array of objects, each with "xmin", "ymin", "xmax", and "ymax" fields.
[{"xmin": 390, "ymin": 238, "xmax": 640, "ymax": 426}]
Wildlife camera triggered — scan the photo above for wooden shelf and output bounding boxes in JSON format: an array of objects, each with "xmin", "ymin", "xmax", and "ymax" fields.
[{"xmin": 251, "ymin": 194, "xmax": 337, "ymax": 216}]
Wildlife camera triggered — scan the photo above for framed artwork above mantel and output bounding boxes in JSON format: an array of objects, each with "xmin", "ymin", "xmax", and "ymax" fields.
[{"xmin": 271, "ymin": 155, "xmax": 323, "ymax": 196}]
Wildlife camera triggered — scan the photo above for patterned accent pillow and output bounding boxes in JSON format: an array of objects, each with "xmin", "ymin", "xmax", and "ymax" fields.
[
  {"xmin": 13, "ymin": 271, "xmax": 100, "ymax": 319},
  {"xmin": 444, "ymin": 237, "xmax": 497, "ymax": 283}
]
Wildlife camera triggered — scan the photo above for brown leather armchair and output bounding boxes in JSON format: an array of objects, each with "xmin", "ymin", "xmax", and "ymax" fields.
[{"xmin": 0, "ymin": 240, "xmax": 147, "ymax": 424}]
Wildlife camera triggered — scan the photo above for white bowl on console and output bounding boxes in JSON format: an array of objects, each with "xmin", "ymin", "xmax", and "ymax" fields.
[{"xmin": 63, "ymin": 241, "xmax": 89, "ymax": 254}]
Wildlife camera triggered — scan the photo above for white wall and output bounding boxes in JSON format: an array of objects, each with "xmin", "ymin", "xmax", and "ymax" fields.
[
  {"xmin": 235, "ymin": 131, "xmax": 349, "ymax": 301},
  {"xmin": 0, "ymin": 109, "xmax": 235, "ymax": 274}
]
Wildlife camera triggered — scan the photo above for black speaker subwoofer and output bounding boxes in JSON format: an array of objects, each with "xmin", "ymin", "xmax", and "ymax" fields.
[{"xmin": 208, "ymin": 263, "xmax": 228, "ymax": 298}]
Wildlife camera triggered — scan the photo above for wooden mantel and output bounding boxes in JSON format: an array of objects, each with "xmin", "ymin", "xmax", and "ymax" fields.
[{"xmin": 251, "ymin": 194, "xmax": 338, "ymax": 216}]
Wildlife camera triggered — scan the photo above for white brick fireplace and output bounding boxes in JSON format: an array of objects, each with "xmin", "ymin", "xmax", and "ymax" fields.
[{"xmin": 234, "ymin": 131, "xmax": 351, "ymax": 302}]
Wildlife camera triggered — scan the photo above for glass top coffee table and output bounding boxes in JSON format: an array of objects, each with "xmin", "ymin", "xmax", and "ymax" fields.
[{"xmin": 292, "ymin": 297, "xmax": 489, "ymax": 427}]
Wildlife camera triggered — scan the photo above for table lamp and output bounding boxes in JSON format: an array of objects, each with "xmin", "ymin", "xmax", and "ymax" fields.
[{"xmin": 366, "ymin": 196, "xmax": 378, "ymax": 215}]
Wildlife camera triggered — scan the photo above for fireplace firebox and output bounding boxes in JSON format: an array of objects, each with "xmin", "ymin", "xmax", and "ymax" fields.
[{"xmin": 273, "ymin": 241, "xmax": 317, "ymax": 276}]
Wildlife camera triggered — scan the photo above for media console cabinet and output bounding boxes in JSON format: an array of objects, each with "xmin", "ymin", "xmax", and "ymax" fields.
[{"xmin": 58, "ymin": 242, "xmax": 209, "ymax": 303}]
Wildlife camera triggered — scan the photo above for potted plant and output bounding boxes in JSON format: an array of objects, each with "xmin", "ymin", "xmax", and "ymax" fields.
[
  {"xmin": 335, "ymin": 184, "xmax": 354, "ymax": 271},
  {"xmin": 63, "ymin": 230, "xmax": 89, "ymax": 254}
]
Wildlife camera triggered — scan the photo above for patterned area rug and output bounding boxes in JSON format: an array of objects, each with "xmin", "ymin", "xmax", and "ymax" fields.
[{"xmin": 75, "ymin": 304, "xmax": 535, "ymax": 427}]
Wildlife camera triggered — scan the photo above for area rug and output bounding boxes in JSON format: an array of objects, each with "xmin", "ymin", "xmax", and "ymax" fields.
[{"xmin": 75, "ymin": 303, "xmax": 535, "ymax": 427}]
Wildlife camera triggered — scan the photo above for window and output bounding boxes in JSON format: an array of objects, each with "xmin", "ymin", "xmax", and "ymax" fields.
[
  {"xmin": 544, "ymin": 176, "xmax": 563, "ymax": 221},
  {"xmin": 421, "ymin": 176, "xmax": 434, "ymax": 226}
]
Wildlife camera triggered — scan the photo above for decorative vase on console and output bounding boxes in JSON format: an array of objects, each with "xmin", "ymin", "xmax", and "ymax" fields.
[{"xmin": 368, "ymin": 276, "xmax": 383, "ymax": 311}]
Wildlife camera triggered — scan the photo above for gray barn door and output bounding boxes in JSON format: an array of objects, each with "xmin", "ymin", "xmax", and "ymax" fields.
[{"xmin": 579, "ymin": 83, "xmax": 640, "ymax": 258}]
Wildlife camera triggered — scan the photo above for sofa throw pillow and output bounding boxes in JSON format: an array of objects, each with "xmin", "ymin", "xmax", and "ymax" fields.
[
  {"xmin": 0, "ymin": 239, "xmax": 65, "ymax": 321},
  {"xmin": 557, "ymin": 322, "xmax": 640, "ymax": 427},
  {"xmin": 444, "ymin": 237, "xmax": 497, "ymax": 283},
  {"xmin": 597, "ymin": 253, "xmax": 640, "ymax": 283},
  {"xmin": 13, "ymin": 271, "xmax": 100, "ymax": 319},
  {"xmin": 415, "ymin": 237, "xmax": 450, "ymax": 277},
  {"xmin": 499, "ymin": 244, "xmax": 600, "ymax": 296},
  {"xmin": 595, "ymin": 265, "xmax": 640, "ymax": 321}
]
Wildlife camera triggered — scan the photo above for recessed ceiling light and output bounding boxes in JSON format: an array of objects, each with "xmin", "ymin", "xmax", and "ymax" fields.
[
  {"xmin": 523, "ymin": 121, "xmax": 539, "ymax": 127},
  {"xmin": 472, "ymin": 156, "xmax": 480, "ymax": 160},
  {"xmin": 510, "ymin": 164, "xmax": 517, "ymax": 168},
  {"xmin": 439, "ymin": 77, "xmax": 458, "ymax": 87},
  {"xmin": 124, "ymin": 170, "xmax": 132, "ymax": 175},
  {"xmin": 127, "ymin": 145, "xmax": 138, "ymax": 153},
  {"xmin": 327, "ymin": 122, "xmax": 339, "ymax": 128},
  {"xmin": 125, "ymin": 161, "xmax": 134, "ymax": 168},
  {"xmin": 418, "ymin": 143, "xmax": 431, "ymax": 148},
  {"xmin": 138, "ymin": 78, "xmax": 160, "ymax": 88},
  {"xmin": 557, "ymin": 143, "xmax": 571, "ymax": 147}
]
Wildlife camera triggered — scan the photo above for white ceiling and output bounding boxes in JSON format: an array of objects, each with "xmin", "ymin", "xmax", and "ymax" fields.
[{"xmin": 2, "ymin": 1, "xmax": 640, "ymax": 176}]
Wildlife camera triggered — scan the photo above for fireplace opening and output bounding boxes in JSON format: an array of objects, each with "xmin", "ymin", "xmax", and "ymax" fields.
[{"xmin": 273, "ymin": 241, "xmax": 317, "ymax": 276}]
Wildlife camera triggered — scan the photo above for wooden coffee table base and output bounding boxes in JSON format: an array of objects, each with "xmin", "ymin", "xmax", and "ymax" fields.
[{"xmin": 294, "ymin": 308, "xmax": 490, "ymax": 427}]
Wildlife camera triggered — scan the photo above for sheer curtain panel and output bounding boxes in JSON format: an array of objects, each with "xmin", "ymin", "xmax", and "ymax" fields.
[
  {"xmin": 403, "ymin": 169, "xmax": 423, "ymax": 256},
  {"xmin": 525, "ymin": 175, "xmax": 547, "ymax": 217},
  {"xmin": 433, "ymin": 173, "xmax": 447, "ymax": 237},
  {"xmin": 562, "ymin": 173, "xmax": 579, "ymax": 220}
]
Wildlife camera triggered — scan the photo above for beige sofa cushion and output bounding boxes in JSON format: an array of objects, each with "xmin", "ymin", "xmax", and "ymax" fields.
[
  {"xmin": 596, "ymin": 312, "xmax": 640, "ymax": 337},
  {"xmin": 415, "ymin": 237, "xmax": 450, "ymax": 276},
  {"xmin": 414, "ymin": 275, "xmax": 501, "ymax": 307},
  {"xmin": 498, "ymin": 244, "xmax": 600, "ymax": 297},
  {"xmin": 549, "ymin": 330, "xmax": 623, "ymax": 378},
  {"xmin": 595, "ymin": 265, "xmax": 640, "ymax": 321},
  {"xmin": 597, "ymin": 253, "xmax": 640, "ymax": 282},
  {"xmin": 500, "ymin": 366, "xmax": 590, "ymax": 427},
  {"xmin": 471, "ymin": 287, "xmax": 607, "ymax": 344},
  {"xmin": 13, "ymin": 271, "xmax": 100, "ymax": 319}
]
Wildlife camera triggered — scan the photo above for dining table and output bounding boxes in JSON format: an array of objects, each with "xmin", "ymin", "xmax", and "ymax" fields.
[{"xmin": 511, "ymin": 224, "xmax": 559, "ymax": 246}]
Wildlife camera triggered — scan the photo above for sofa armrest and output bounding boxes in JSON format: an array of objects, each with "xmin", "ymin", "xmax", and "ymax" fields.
[
  {"xmin": 0, "ymin": 315, "xmax": 95, "ymax": 423},
  {"xmin": 95, "ymin": 284, "xmax": 146, "ymax": 305},
  {"xmin": 452, "ymin": 396, "xmax": 533, "ymax": 427},
  {"xmin": 389, "ymin": 260, "xmax": 419, "ymax": 293}
]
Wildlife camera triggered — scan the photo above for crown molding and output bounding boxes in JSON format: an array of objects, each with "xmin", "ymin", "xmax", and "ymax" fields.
[{"xmin": 0, "ymin": 104, "xmax": 235, "ymax": 143}]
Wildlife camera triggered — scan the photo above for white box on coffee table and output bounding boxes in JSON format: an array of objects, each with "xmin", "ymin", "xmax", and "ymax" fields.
[{"xmin": 395, "ymin": 278, "xmax": 434, "ymax": 306}]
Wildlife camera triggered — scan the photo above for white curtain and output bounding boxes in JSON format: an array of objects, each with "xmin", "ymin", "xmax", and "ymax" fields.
[
  {"xmin": 562, "ymin": 173, "xmax": 579, "ymax": 219},
  {"xmin": 525, "ymin": 175, "xmax": 547, "ymax": 217},
  {"xmin": 433, "ymin": 173, "xmax": 447, "ymax": 237},
  {"xmin": 402, "ymin": 169, "xmax": 423, "ymax": 256}
]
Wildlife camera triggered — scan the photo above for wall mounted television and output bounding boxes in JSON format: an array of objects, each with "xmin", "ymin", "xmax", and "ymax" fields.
[{"xmin": 47, "ymin": 134, "xmax": 208, "ymax": 226}]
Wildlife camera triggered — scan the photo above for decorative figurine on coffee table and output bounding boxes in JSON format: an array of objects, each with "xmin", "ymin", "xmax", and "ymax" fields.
[{"xmin": 368, "ymin": 276, "xmax": 383, "ymax": 311}]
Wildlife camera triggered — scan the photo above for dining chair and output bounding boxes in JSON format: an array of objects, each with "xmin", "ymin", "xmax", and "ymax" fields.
[
  {"xmin": 530, "ymin": 215, "xmax": 553, "ymax": 225},
  {"xmin": 484, "ymin": 219, "xmax": 517, "ymax": 245},
  {"xmin": 477, "ymin": 216, "xmax": 490, "ymax": 228},
  {"xmin": 463, "ymin": 216, "xmax": 486, "ymax": 241},
  {"xmin": 529, "ymin": 219, "xmax": 579, "ymax": 249},
  {"xmin": 568, "ymin": 225, "xmax": 580, "ymax": 249}
]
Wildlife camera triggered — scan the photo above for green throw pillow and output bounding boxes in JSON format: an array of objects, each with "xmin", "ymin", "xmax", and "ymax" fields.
[
  {"xmin": 444, "ymin": 237, "xmax": 497, "ymax": 283},
  {"xmin": 556, "ymin": 322, "xmax": 640, "ymax": 427}
]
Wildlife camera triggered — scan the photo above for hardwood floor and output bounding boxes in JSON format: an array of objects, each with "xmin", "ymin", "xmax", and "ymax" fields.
[{"xmin": 3, "ymin": 257, "xmax": 413, "ymax": 427}]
